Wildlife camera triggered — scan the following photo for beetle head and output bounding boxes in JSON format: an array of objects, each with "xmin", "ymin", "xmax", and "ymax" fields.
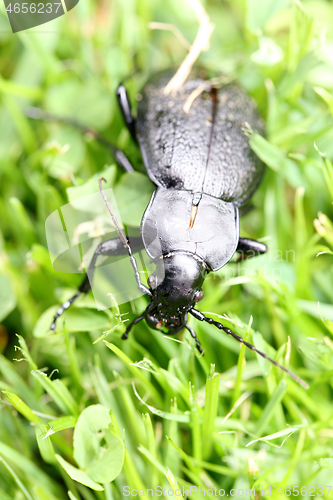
[{"xmin": 144, "ymin": 252, "xmax": 207, "ymax": 334}]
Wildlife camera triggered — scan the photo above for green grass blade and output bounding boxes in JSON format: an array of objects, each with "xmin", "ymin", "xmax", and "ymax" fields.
[
  {"xmin": 254, "ymin": 380, "xmax": 288, "ymax": 437},
  {"xmin": 31, "ymin": 371, "xmax": 79, "ymax": 416},
  {"xmin": 104, "ymin": 342, "xmax": 163, "ymax": 405},
  {"xmin": 0, "ymin": 456, "xmax": 34, "ymax": 500},
  {"xmin": 202, "ymin": 365, "xmax": 220, "ymax": 459}
]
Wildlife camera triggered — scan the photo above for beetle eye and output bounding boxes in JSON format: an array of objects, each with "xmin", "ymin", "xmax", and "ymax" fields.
[
  {"xmin": 194, "ymin": 290, "xmax": 204, "ymax": 302},
  {"xmin": 168, "ymin": 271, "xmax": 177, "ymax": 279}
]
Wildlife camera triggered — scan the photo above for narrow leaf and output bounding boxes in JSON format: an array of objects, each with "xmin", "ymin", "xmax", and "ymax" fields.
[{"xmin": 55, "ymin": 454, "xmax": 104, "ymax": 491}]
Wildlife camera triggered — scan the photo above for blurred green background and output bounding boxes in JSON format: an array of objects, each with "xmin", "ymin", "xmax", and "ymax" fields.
[{"xmin": 1, "ymin": 0, "xmax": 333, "ymax": 498}]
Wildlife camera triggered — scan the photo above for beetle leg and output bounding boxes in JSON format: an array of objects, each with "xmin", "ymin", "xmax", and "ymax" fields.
[
  {"xmin": 186, "ymin": 325, "xmax": 203, "ymax": 354},
  {"xmin": 50, "ymin": 236, "xmax": 144, "ymax": 330},
  {"xmin": 121, "ymin": 314, "xmax": 145, "ymax": 340},
  {"xmin": 99, "ymin": 178, "xmax": 152, "ymax": 298},
  {"xmin": 26, "ymin": 107, "xmax": 134, "ymax": 173},
  {"xmin": 116, "ymin": 84, "xmax": 137, "ymax": 143},
  {"xmin": 236, "ymin": 238, "xmax": 267, "ymax": 261}
]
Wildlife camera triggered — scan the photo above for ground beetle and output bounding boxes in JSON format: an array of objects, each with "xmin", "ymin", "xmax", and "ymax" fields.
[{"xmin": 28, "ymin": 69, "xmax": 308, "ymax": 388}]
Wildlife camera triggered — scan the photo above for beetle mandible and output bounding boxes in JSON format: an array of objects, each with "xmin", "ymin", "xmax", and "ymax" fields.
[{"xmin": 30, "ymin": 69, "xmax": 308, "ymax": 388}]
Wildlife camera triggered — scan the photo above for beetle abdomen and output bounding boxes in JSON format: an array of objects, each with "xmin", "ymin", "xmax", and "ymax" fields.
[{"xmin": 137, "ymin": 71, "xmax": 265, "ymax": 206}]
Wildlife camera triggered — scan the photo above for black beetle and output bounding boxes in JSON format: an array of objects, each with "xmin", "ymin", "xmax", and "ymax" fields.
[{"xmin": 28, "ymin": 69, "xmax": 308, "ymax": 388}]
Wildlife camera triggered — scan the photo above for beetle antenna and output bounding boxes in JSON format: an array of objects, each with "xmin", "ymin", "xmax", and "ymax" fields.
[
  {"xmin": 25, "ymin": 107, "xmax": 134, "ymax": 173},
  {"xmin": 99, "ymin": 177, "xmax": 152, "ymax": 297},
  {"xmin": 189, "ymin": 308, "xmax": 309, "ymax": 389}
]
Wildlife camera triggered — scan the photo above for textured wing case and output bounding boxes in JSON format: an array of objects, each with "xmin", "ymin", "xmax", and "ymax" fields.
[{"xmin": 137, "ymin": 71, "xmax": 265, "ymax": 206}]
